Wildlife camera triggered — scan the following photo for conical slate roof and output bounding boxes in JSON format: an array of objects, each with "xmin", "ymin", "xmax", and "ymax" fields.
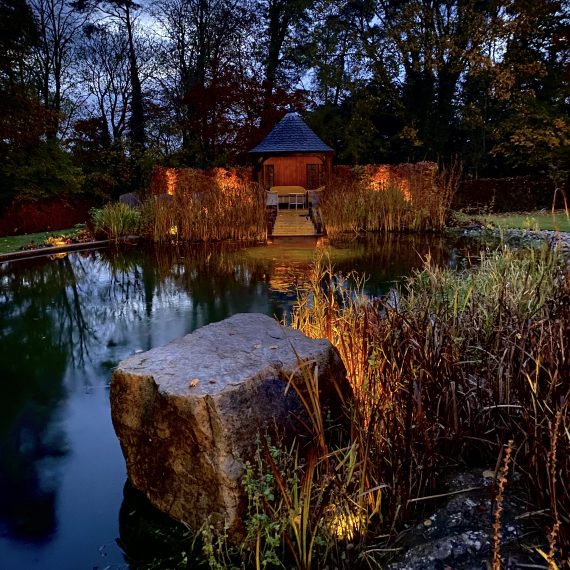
[{"xmin": 249, "ymin": 112, "xmax": 334, "ymax": 154}]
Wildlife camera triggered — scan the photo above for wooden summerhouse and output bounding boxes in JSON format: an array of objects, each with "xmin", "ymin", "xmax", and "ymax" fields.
[{"xmin": 249, "ymin": 111, "xmax": 334, "ymax": 207}]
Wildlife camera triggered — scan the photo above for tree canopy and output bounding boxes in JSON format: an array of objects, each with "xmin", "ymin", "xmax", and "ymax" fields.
[{"xmin": 0, "ymin": 0, "xmax": 568, "ymax": 205}]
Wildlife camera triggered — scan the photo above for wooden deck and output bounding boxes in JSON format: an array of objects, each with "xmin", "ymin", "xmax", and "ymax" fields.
[{"xmin": 271, "ymin": 210, "xmax": 318, "ymax": 237}]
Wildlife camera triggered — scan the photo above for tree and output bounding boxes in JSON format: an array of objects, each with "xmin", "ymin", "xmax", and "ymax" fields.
[
  {"xmin": 28, "ymin": 0, "xmax": 89, "ymax": 136},
  {"xmin": 255, "ymin": 0, "xmax": 313, "ymax": 129},
  {"xmin": 152, "ymin": 0, "xmax": 278, "ymax": 164},
  {"xmin": 308, "ymin": 0, "xmax": 362, "ymax": 107},
  {"xmin": 0, "ymin": 0, "xmax": 83, "ymax": 207},
  {"xmin": 77, "ymin": 23, "xmax": 131, "ymax": 144},
  {"xmin": 73, "ymin": 0, "xmax": 147, "ymax": 148},
  {"xmin": 488, "ymin": 0, "xmax": 570, "ymax": 186},
  {"xmin": 356, "ymin": 0, "xmax": 485, "ymax": 159}
]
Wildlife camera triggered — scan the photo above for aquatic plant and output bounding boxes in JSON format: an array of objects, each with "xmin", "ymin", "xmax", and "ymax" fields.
[
  {"xmin": 90, "ymin": 202, "xmax": 141, "ymax": 241},
  {"xmin": 286, "ymin": 247, "xmax": 569, "ymax": 564},
  {"xmin": 181, "ymin": 246, "xmax": 569, "ymax": 569},
  {"xmin": 320, "ymin": 161, "xmax": 460, "ymax": 236},
  {"xmin": 141, "ymin": 170, "xmax": 266, "ymax": 243}
]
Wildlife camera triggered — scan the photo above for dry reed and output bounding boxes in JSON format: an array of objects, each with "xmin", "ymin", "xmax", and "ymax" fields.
[
  {"xmin": 141, "ymin": 170, "xmax": 266, "ymax": 243},
  {"xmin": 492, "ymin": 440, "xmax": 514, "ymax": 570},
  {"xmin": 320, "ymin": 161, "xmax": 460, "ymax": 236},
  {"xmin": 288, "ymin": 247, "xmax": 569, "ymax": 563}
]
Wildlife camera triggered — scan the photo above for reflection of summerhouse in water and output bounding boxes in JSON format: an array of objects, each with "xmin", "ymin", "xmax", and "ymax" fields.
[{"xmin": 249, "ymin": 111, "xmax": 334, "ymax": 208}]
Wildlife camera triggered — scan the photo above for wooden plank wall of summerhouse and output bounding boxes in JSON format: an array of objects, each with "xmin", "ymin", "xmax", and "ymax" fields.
[{"xmin": 263, "ymin": 155, "xmax": 324, "ymax": 188}]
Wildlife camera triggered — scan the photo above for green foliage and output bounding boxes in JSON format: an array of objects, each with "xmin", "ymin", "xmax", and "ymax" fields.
[
  {"xmin": 70, "ymin": 119, "xmax": 160, "ymax": 200},
  {"xmin": 2, "ymin": 139, "xmax": 83, "ymax": 203},
  {"xmin": 90, "ymin": 202, "xmax": 141, "ymax": 241},
  {"xmin": 491, "ymin": 107, "xmax": 570, "ymax": 183},
  {"xmin": 198, "ymin": 521, "xmax": 239, "ymax": 570},
  {"xmin": 242, "ymin": 437, "xmax": 288, "ymax": 569}
]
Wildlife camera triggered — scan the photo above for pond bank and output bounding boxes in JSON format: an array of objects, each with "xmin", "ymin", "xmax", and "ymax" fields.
[
  {"xmin": 5, "ymin": 223, "xmax": 569, "ymax": 263},
  {"xmin": 452, "ymin": 226, "xmax": 570, "ymax": 254},
  {"xmin": 0, "ymin": 236, "xmax": 140, "ymax": 262}
]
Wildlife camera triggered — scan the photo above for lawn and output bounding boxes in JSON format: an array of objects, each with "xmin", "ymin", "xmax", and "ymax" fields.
[
  {"xmin": 478, "ymin": 210, "xmax": 570, "ymax": 232},
  {"xmin": 0, "ymin": 228, "xmax": 79, "ymax": 255}
]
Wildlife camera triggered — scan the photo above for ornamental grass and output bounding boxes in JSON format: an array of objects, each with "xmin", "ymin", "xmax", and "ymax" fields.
[
  {"xmin": 236, "ymin": 246, "xmax": 569, "ymax": 568},
  {"xmin": 90, "ymin": 202, "xmax": 142, "ymax": 241},
  {"xmin": 141, "ymin": 170, "xmax": 266, "ymax": 243},
  {"xmin": 320, "ymin": 161, "xmax": 460, "ymax": 236}
]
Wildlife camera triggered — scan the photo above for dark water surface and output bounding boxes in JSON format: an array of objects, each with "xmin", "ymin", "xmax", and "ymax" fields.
[{"xmin": 0, "ymin": 234, "xmax": 479, "ymax": 569}]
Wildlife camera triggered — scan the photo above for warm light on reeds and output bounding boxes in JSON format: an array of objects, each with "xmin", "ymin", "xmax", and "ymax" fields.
[
  {"xmin": 165, "ymin": 169, "xmax": 178, "ymax": 196},
  {"xmin": 320, "ymin": 161, "xmax": 461, "ymax": 236},
  {"xmin": 287, "ymin": 247, "xmax": 569, "ymax": 563},
  {"xmin": 142, "ymin": 168, "xmax": 266, "ymax": 243}
]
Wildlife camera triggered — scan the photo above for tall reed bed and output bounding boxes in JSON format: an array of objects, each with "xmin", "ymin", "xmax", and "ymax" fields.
[
  {"xmin": 321, "ymin": 161, "xmax": 460, "ymax": 236},
  {"xmin": 282, "ymin": 247, "xmax": 569, "ymax": 565},
  {"xmin": 142, "ymin": 170, "xmax": 266, "ymax": 243}
]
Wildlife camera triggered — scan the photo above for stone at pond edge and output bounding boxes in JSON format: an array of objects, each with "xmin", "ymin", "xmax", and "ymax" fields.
[
  {"xmin": 111, "ymin": 313, "xmax": 349, "ymax": 542},
  {"xmin": 388, "ymin": 469, "xmax": 539, "ymax": 570}
]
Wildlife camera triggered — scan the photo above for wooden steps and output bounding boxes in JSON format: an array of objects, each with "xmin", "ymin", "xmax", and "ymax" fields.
[{"xmin": 272, "ymin": 209, "xmax": 317, "ymax": 237}]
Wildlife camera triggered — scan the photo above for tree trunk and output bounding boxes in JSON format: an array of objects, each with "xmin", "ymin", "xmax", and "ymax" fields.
[{"xmin": 125, "ymin": 4, "xmax": 145, "ymax": 148}]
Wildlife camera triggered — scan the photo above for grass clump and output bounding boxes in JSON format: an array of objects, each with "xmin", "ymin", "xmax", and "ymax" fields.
[
  {"xmin": 236, "ymin": 370, "xmax": 371, "ymax": 570},
  {"xmin": 90, "ymin": 202, "xmax": 141, "ymax": 241},
  {"xmin": 259, "ymin": 247, "xmax": 568, "ymax": 567}
]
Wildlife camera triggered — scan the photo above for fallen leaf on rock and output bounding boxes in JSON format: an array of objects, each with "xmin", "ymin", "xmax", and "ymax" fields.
[
  {"xmin": 189, "ymin": 378, "xmax": 200, "ymax": 388},
  {"xmin": 209, "ymin": 379, "xmax": 217, "ymax": 384}
]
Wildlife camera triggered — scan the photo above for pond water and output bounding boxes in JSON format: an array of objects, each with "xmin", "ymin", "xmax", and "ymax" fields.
[{"xmin": 0, "ymin": 234, "xmax": 480, "ymax": 569}]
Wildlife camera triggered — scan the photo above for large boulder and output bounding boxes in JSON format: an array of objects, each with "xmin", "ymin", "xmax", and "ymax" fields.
[{"xmin": 111, "ymin": 313, "xmax": 349, "ymax": 540}]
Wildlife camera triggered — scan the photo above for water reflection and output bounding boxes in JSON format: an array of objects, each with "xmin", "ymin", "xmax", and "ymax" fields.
[
  {"xmin": 0, "ymin": 233, "xmax": 486, "ymax": 568},
  {"xmin": 0, "ymin": 256, "xmax": 82, "ymax": 543}
]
